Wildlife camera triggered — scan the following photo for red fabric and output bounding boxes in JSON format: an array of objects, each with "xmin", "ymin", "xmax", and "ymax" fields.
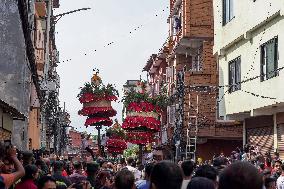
[
  {"xmin": 127, "ymin": 102, "xmax": 162, "ymax": 113},
  {"xmin": 79, "ymin": 93, "xmax": 117, "ymax": 103},
  {"xmin": 15, "ymin": 179, "xmax": 37, "ymax": 189},
  {"xmin": 62, "ymin": 170, "xmax": 68, "ymax": 177},
  {"xmin": 126, "ymin": 131, "xmax": 154, "ymax": 145},
  {"xmin": 85, "ymin": 117, "xmax": 113, "ymax": 126},
  {"xmin": 78, "ymin": 107, "xmax": 117, "ymax": 117},
  {"xmin": 122, "ymin": 116, "xmax": 161, "ymax": 132}
]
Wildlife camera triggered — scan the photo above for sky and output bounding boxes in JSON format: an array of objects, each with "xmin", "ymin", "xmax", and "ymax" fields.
[{"xmin": 54, "ymin": 0, "xmax": 169, "ymax": 135}]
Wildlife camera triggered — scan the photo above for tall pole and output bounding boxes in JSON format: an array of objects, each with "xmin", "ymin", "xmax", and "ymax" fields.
[
  {"xmin": 97, "ymin": 127, "xmax": 101, "ymax": 156},
  {"xmin": 44, "ymin": 0, "xmax": 52, "ymax": 81}
]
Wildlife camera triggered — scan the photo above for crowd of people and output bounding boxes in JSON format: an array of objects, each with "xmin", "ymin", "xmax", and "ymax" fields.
[{"xmin": 1, "ymin": 143, "xmax": 284, "ymax": 189}]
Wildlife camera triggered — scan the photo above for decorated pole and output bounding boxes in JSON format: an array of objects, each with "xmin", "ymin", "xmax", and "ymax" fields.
[
  {"xmin": 78, "ymin": 69, "xmax": 118, "ymax": 157},
  {"xmin": 122, "ymin": 80, "xmax": 168, "ymax": 162}
]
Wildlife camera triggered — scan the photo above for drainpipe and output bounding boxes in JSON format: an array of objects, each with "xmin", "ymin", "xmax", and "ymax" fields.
[
  {"xmin": 273, "ymin": 113, "xmax": 278, "ymax": 152},
  {"xmin": 44, "ymin": 0, "xmax": 52, "ymax": 81},
  {"xmin": 243, "ymin": 120, "xmax": 246, "ymax": 147}
]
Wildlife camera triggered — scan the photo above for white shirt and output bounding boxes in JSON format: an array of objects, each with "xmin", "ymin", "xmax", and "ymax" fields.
[
  {"xmin": 277, "ymin": 175, "xmax": 284, "ymax": 189},
  {"xmin": 181, "ymin": 179, "xmax": 190, "ymax": 189},
  {"xmin": 126, "ymin": 165, "xmax": 141, "ymax": 180}
]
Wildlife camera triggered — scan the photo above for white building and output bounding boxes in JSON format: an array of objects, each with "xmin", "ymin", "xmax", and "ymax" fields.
[{"xmin": 214, "ymin": 0, "xmax": 284, "ymax": 158}]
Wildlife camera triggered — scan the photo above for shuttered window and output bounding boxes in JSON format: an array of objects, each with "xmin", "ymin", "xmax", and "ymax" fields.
[
  {"xmin": 247, "ymin": 127, "xmax": 273, "ymax": 156},
  {"xmin": 228, "ymin": 56, "xmax": 241, "ymax": 93},
  {"xmin": 260, "ymin": 37, "xmax": 278, "ymax": 81},
  {"xmin": 277, "ymin": 124, "xmax": 284, "ymax": 160}
]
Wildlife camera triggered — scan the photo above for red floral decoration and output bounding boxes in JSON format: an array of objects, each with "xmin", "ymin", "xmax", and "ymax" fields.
[
  {"xmin": 122, "ymin": 116, "xmax": 161, "ymax": 132},
  {"xmin": 127, "ymin": 102, "xmax": 161, "ymax": 113},
  {"xmin": 85, "ymin": 117, "xmax": 113, "ymax": 127},
  {"xmin": 78, "ymin": 107, "xmax": 117, "ymax": 117},
  {"xmin": 79, "ymin": 93, "xmax": 118, "ymax": 104},
  {"xmin": 126, "ymin": 131, "xmax": 154, "ymax": 145}
]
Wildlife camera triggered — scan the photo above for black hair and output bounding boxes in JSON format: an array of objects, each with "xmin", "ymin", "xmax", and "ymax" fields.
[
  {"xmin": 150, "ymin": 161, "xmax": 183, "ymax": 189},
  {"xmin": 127, "ymin": 157, "xmax": 135, "ymax": 165},
  {"xmin": 219, "ymin": 162, "xmax": 263, "ymax": 189},
  {"xmin": 281, "ymin": 163, "xmax": 284, "ymax": 171},
  {"xmin": 37, "ymin": 176, "xmax": 56, "ymax": 189},
  {"xmin": 22, "ymin": 165, "xmax": 38, "ymax": 181},
  {"xmin": 115, "ymin": 169, "xmax": 135, "ymax": 189},
  {"xmin": 187, "ymin": 177, "xmax": 215, "ymax": 189},
  {"xmin": 274, "ymin": 160, "xmax": 282, "ymax": 165},
  {"xmin": 181, "ymin": 160, "xmax": 195, "ymax": 177},
  {"xmin": 259, "ymin": 163, "xmax": 265, "ymax": 170},
  {"xmin": 194, "ymin": 165, "xmax": 218, "ymax": 182},
  {"xmin": 264, "ymin": 177, "xmax": 276, "ymax": 188},
  {"xmin": 145, "ymin": 163, "xmax": 155, "ymax": 178},
  {"xmin": 73, "ymin": 162, "xmax": 82, "ymax": 170},
  {"xmin": 53, "ymin": 161, "xmax": 64, "ymax": 172}
]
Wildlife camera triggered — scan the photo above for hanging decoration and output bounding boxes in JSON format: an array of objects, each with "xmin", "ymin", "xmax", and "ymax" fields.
[
  {"xmin": 105, "ymin": 120, "xmax": 127, "ymax": 155},
  {"xmin": 78, "ymin": 69, "xmax": 119, "ymax": 129},
  {"xmin": 122, "ymin": 81, "xmax": 169, "ymax": 145}
]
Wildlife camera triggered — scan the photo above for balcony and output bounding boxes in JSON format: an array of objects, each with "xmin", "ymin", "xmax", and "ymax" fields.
[
  {"xmin": 169, "ymin": 0, "xmax": 214, "ymax": 56},
  {"xmin": 35, "ymin": 1, "xmax": 46, "ymax": 17}
]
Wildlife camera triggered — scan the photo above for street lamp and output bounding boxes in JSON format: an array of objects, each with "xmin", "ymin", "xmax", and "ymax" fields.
[{"xmin": 53, "ymin": 8, "xmax": 91, "ymax": 24}]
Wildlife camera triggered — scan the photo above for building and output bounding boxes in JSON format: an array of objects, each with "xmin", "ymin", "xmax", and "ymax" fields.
[
  {"xmin": 142, "ymin": 0, "xmax": 243, "ymax": 161},
  {"xmin": 0, "ymin": 0, "xmax": 63, "ymax": 152},
  {"xmin": 214, "ymin": 0, "xmax": 284, "ymax": 158},
  {"xmin": 0, "ymin": 0, "xmax": 41, "ymax": 150},
  {"xmin": 68, "ymin": 128, "xmax": 82, "ymax": 154}
]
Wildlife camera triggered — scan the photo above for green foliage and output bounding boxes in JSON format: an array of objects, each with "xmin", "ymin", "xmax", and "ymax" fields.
[
  {"xmin": 123, "ymin": 145, "xmax": 139, "ymax": 158},
  {"xmin": 77, "ymin": 82, "xmax": 119, "ymax": 99},
  {"xmin": 122, "ymin": 85, "xmax": 169, "ymax": 110}
]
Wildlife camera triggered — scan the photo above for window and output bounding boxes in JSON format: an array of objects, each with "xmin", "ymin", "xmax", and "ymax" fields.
[
  {"xmin": 228, "ymin": 56, "xmax": 241, "ymax": 93},
  {"xmin": 261, "ymin": 37, "xmax": 278, "ymax": 81},
  {"xmin": 223, "ymin": 0, "xmax": 234, "ymax": 25}
]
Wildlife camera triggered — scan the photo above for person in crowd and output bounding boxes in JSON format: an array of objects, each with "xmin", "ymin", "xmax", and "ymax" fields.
[
  {"xmin": 98, "ymin": 160, "xmax": 108, "ymax": 171},
  {"xmin": 1, "ymin": 157, "xmax": 14, "ymax": 175},
  {"xmin": 52, "ymin": 161, "xmax": 71, "ymax": 187},
  {"xmin": 22, "ymin": 151, "xmax": 34, "ymax": 167},
  {"xmin": 186, "ymin": 177, "xmax": 215, "ymax": 189},
  {"xmin": 114, "ymin": 169, "xmax": 135, "ymax": 189},
  {"xmin": 68, "ymin": 162, "xmax": 86, "ymax": 184},
  {"xmin": 271, "ymin": 160, "xmax": 282, "ymax": 180},
  {"xmin": 125, "ymin": 157, "xmax": 140, "ymax": 180},
  {"xmin": 181, "ymin": 160, "xmax": 194, "ymax": 189},
  {"xmin": 276, "ymin": 163, "xmax": 284, "ymax": 189},
  {"xmin": 150, "ymin": 161, "xmax": 183, "ymax": 189},
  {"xmin": 219, "ymin": 161, "xmax": 263, "ymax": 189},
  {"xmin": 265, "ymin": 177, "xmax": 276, "ymax": 189},
  {"xmin": 136, "ymin": 163, "xmax": 154, "ymax": 189},
  {"xmin": 15, "ymin": 165, "xmax": 39, "ymax": 189},
  {"xmin": 94, "ymin": 170, "xmax": 113, "ymax": 189},
  {"xmin": 35, "ymin": 159, "xmax": 49, "ymax": 179},
  {"xmin": 86, "ymin": 162, "xmax": 99, "ymax": 188},
  {"xmin": 0, "ymin": 146, "xmax": 25, "ymax": 189},
  {"xmin": 37, "ymin": 176, "xmax": 56, "ymax": 189},
  {"xmin": 194, "ymin": 164, "xmax": 218, "ymax": 188}
]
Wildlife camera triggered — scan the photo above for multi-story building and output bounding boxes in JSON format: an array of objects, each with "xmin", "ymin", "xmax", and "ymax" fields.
[
  {"xmin": 214, "ymin": 0, "xmax": 284, "ymax": 158},
  {"xmin": 143, "ymin": 0, "xmax": 243, "ymax": 161},
  {"xmin": 0, "ymin": 0, "xmax": 63, "ymax": 151}
]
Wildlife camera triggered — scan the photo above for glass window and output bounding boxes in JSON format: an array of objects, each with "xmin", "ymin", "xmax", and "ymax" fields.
[
  {"xmin": 261, "ymin": 37, "xmax": 278, "ymax": 81},
  {"xmin": 223, "ymin": 0, "xmax": 234, "ymax": 25},
  {"xmin": 228, "ymin": 56, "xmax": 241, "ymax": 93}
]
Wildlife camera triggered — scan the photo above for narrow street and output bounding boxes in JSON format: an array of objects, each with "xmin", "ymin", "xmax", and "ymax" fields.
[{"xmin": 0, "ymin": 0, "xmax": 284, "ymax": 189}]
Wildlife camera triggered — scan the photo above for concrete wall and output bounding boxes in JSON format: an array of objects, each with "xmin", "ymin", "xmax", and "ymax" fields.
[
  {"xmin": 213, "ymin": 0, "xmax": 284, "ymax": 117},
  {"xmin": 213, "ymin": 0, "xmax": 284, "ymax": 54},
  {"xmin": 0, "ymin": 1, "xmax": 32, "ymax": 149}
]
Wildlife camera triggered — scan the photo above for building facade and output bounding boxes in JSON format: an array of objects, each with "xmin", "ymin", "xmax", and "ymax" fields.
[
  {"xmin": 214, "ymin": 0, "xmax": 284, "ymax": 158},
  {"xmin": 142, "ymin": 0, "xmax": 243, "ymax": 161}
]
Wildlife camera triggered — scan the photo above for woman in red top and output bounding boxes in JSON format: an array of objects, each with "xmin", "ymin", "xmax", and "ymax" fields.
[{"xmin": 15, "ymin": 165, "xmax": 39, "ymax": 189}]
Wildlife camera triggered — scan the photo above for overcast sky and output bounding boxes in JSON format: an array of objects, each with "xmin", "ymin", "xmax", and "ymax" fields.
[{"xmin": 54, "ymin": 0, "xmax": 169, "ymax": 134}]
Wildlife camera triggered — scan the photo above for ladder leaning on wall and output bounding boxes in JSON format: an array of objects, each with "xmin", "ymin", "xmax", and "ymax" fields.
[{"xmin": 185, "ymin": 94, "xmax": 199, "ymax": 162}]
